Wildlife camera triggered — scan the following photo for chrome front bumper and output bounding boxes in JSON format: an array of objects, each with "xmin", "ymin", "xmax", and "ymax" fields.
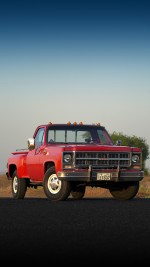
[{"xmin": 57, "ymin": 169, "xmax": 144, "ymax": 182}]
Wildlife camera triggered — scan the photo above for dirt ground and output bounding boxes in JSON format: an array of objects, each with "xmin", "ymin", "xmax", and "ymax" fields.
[{"xmin": 0, "ymin": 173, "xmax": 150, "ymax": 199}]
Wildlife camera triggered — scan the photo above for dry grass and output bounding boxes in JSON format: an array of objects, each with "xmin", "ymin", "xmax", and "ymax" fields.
[{"xmin": 0, "ymin": 173, "xmax": 150, "ymax": 199}]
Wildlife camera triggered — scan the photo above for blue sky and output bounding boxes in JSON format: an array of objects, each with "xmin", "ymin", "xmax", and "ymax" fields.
[{"xmin": 0, "ymin": 0, "xmax": 150, "ymax": 171}]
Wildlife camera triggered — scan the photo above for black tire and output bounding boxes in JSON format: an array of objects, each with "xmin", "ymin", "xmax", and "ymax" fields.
[
  {"xmin": 109, "ymin": 181, "xmax": 139, "ymax": 200},
  {"xmin": 43, "ymin": 167, "xmax": 71, "ymax": 201},
  {"xmin": 12, "ymin": 171, "xmax": 27, "ymax": 199},
  {"xmin": 71, "ymin": 184, "xmax": 86, "ymax": 200}
]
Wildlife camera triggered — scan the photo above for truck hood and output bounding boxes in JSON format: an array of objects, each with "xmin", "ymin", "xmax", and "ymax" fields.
[{"xmin": 58, "ymin": 144, "xmax": 141, "ymax": 152}]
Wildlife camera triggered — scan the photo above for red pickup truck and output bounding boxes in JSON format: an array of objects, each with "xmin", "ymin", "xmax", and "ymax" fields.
[{"xmin": 6, "ymin": 122, "xmax": 144, "ymax": 201}]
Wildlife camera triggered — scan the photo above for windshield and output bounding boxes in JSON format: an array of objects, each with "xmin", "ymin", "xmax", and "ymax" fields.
[{"xmin": 47, "ymin": 126, "xmax": 113, "ymax": 145}]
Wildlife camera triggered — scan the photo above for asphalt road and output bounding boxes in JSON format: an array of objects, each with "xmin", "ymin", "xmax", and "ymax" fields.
[{"xmin": 0, "ymin": 197, "xmax": 150, "ymax": 264}]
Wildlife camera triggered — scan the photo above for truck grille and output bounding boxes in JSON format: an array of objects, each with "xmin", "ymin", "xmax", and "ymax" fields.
[{"xmin": 75, "ymin": 152, "xmax": 131, "ymax": 168}]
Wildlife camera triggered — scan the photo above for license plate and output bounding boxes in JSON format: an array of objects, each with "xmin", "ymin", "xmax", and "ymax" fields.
[{"xmin": 97, "ymin": 173, "xmax": 111, "ymax": 180}]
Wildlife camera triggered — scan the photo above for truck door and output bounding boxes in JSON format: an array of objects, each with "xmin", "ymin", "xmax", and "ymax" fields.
[{"xmin": 26, "ymin": 127, "xmax": 45, "ymax": 180}]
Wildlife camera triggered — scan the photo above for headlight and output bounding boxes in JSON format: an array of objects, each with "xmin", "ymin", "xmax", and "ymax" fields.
[
  {"xmin": 64, "ymin": 154, "xmax": 72, "ymax": 163},
  {"xmin": 132, "ymin": 155, "xmax": 139, "ymax": 163}
]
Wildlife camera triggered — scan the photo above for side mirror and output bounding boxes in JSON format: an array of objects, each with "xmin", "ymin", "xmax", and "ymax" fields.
[
  {"xmin": 27, "ymin": 138, "xmax": 35, "ymax": 150},
  {"xmin": 116, "ymin": 140, "xmax": 122, "ymax": 146}
]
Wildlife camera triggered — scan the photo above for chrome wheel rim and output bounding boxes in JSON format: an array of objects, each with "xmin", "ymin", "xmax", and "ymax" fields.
[
  {"xmin": 13, "ymin": 176, "xmax": 18, "ymax": 194},
  {"xmin": 48, "ymin": 174, "xmax": 61, "ymax": 194}
]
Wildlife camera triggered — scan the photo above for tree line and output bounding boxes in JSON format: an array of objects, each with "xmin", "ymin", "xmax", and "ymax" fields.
[{"xmin": 110, "ymin": 132, "xmax": 149, "ymax": 174}]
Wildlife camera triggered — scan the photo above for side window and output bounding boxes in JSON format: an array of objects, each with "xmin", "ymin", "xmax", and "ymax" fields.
[
  {"xmin": 34, "ymin": 128, "xmax": 44, "ymax": 148},
  {"xmin": 97, "ymin": 129, "xmax": 112, "ymax": 145}
]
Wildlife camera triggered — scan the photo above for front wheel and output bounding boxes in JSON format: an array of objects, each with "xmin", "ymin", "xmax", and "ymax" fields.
[
  {"xmin": 43, "ymin": 167, "xmax": 71, "ymax": 201},
  {"xmin": 12, "ymin": 171, "xmax": 27, "ymax": 199},
  {"xmin": 109, "ymin": 181, "xmax": 139, "ymax": 200}
]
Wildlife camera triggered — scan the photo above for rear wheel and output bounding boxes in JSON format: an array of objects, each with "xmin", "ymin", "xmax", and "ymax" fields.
[
  {"xmin": 12, "ymin": 171, "xmax": 27, "ymax": 199},
  {"xmin": 109, "ymin": 181, "xmax": 139, "ymax": 200},
  {"xmin": 71, "ymin": 184, "xmax": 86, "ymax": 200},
  {"xmin": 43, "ymin": 167, "xmax": 71, "ymax": 201}
]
